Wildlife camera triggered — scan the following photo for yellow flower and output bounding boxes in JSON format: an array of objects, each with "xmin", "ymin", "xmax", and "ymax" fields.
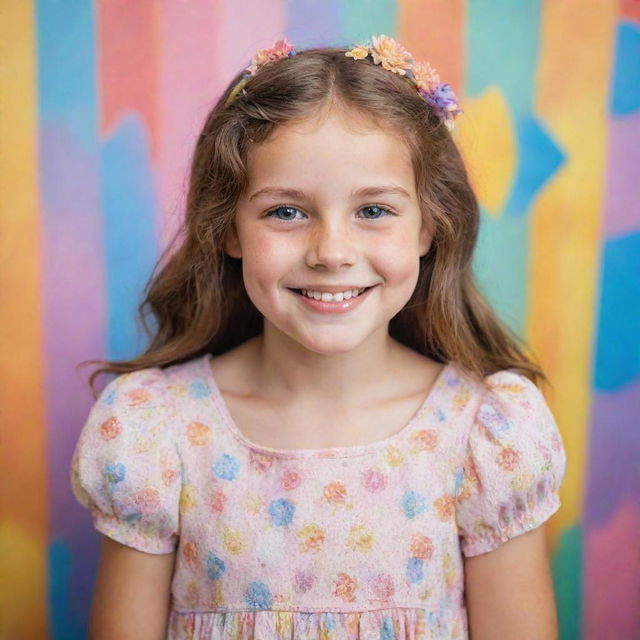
[
  {"xmin": 369, "ymin": 34, "xmax": 412, "ymax": 76},
  {"xmin": 345, "ymin": 45, "xmax": 369, "ymax": 60},
  {"xmin": 384, "ymin": 444, "xmax": 404, "ymax": 466},
  {"xmin": 222, "ymin": 528, "xmax": 246, "ymax": 555},
  {"xmin": 346, "ymin": 525, "xmax": 374, "ymax": 552},
  {"xmin": 298, "ymin": 523, "xmax": 326, "ymax": 551},
  {"xmin": 179, "ymin": 484, "xmax": 198, "ymax": 511}
]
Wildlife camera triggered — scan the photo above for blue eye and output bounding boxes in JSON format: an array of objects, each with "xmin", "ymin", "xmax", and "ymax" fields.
[
  {"xmin": 266, "ymin": 206, "xmax": 305, "ymax": 222},
  {"xmin": 359, "ymin": 205, "xmax": 393, "ymax": 219},
  {"xmin": 265, "ymin": 204, "xmax": 394, "ymax": 222}
]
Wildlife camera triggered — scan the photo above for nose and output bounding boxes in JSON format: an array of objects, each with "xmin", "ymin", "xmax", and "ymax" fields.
[{"xmin": 305, "ymin": 217, "xmax": 357, "ymax": 270}]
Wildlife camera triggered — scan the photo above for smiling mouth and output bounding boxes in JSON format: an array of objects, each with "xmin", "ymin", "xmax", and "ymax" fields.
[{"xmin": 288, "ymin": 286, "xmax": 373, "ymax": 301}]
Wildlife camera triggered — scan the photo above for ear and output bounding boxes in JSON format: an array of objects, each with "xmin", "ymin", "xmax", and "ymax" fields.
[
  {"xmin": 418, "ymin": 218, "xmax": 432, "ymax": 257},
  {"xmin": 223, "ymin": 223, "xmax": 242, "ymax": 259}
]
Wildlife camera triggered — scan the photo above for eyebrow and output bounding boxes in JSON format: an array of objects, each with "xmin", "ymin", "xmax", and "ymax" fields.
[{"xmin": 248, "ymin": 185, "xmax": 412, "ymax": 202}]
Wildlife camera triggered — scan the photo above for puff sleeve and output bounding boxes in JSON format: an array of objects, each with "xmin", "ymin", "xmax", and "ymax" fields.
[
  {"xmin": 70, "ymin": 368, "xmax": 182, "ymax": 554},
  {"xmin": 455, "ymin": 369, "xmax": 567, "ymax": 557}
]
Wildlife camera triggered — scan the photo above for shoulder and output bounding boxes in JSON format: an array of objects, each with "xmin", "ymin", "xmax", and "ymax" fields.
[
  {"xmin": 70, "ymin": 363, "xmax": 193, "ymax": 553},
  {"xmin": 77, "ymin": 354, "xmax": 211, "ymax": 449},
  {"xmin": 455, "ymin": 368, "xmax": 567, "ymax": 556},
  {"xmin": 98, "ymin": 366, "xmax": 168, "ymax": 409},
  {"xmin": 472, "ymin": 369, "xmax": 562, "ymax": 447}
]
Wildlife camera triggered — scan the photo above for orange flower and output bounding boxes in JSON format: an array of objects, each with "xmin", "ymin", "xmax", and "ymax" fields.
[
  {"xmin": 100, "ymin": 416, "xmax": 121, "ymax": 440},
  {"xmin": 411, "ymin": 429, "xmax": 439, "ymax": 452},
  {"xmin": 412, "ymin": 61, "xmax": 440, "ymax": 92},
  {"xmin": 497, "ymin": 446, "xmax": 522, "ymax": 471},
  {"xmin": 323, "ymin": 481, "xmax": 347, "ymax": 504},
  {"xmin": 186, "ymin": 421, "xmax": 211, "ymax": 446},
  {"xmin": 124, "ymin": 388, "xmax": 151, "ymax": 407},
  {"xmin": 182, "ymin": 541, "xmax": 198, "ymax": 566},
  {"xmin": 434, "ymin": 494, "xmax": 456, "ymax": 521},
  {"xmin": 369, "ymin": 34, "xmax": 413, "ymax": 75},
  {"xmin": 333, "ymin": 573, "xmax": 358, "ymax": 602},
  {"xmin": 410, "ymin": 533, "xmax": 434, "ymax": 559}
]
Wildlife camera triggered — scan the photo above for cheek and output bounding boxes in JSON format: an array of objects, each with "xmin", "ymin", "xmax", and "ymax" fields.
[
  {"xmin": 370, "ymin": 229, "xmax": 422, "ymax": 283},
  {"xmin": 242, "ymin": 234, "xmax": 296, "ymax": 288}
]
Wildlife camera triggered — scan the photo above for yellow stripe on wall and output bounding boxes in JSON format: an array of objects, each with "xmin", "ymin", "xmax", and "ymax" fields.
[
  {"xmin": 528, "ymin": 0, "xmax": 617, "ymax": 536},
  {"xmin": 0, "ymin": 1, "xmax": 48, "ymax": 637}
]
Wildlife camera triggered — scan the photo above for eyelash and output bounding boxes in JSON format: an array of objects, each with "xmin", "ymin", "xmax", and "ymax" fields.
[{"xmin": 265, "ymin": 204, "xmax": 396, "ymax": 222}]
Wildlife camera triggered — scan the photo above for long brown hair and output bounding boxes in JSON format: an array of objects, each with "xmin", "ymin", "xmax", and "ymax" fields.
[{"xmin": 80, "ymin": 46, "xmax": 549, "ymax": 397}]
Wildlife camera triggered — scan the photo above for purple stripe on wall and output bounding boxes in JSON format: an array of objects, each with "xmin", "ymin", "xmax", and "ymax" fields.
[{"xmin": 602, "ymin": 112, "xmax": 640, "ymax": 238}]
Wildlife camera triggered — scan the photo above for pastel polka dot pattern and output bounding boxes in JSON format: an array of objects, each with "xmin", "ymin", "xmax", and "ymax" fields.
[{"xmin": 70, "ymin": 354, "xmax": 566, "ymax": 638}]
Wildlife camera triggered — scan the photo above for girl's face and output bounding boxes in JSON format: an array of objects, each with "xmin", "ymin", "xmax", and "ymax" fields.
[{"xmin": 224, "ymin": 107, "xmax": 432, "ymax": 355}]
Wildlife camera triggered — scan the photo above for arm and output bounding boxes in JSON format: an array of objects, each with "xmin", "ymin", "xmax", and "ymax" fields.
[
  {"xmin": 463, "ymin": 525, "xmax": 558, "ymax": 640},
  {"xmin": 88, "ymin": 535, "xmax": 176, "ymax": 640}
]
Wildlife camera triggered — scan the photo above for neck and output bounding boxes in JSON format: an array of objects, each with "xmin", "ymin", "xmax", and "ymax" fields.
[{"xmin": 248, "ymin": 322, "xmax": 406, "ymax": 404}]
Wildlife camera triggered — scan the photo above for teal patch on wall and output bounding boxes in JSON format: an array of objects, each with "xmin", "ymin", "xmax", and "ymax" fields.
[
  {"xmin": 473, "ymin": 207, "xmax": 528, "ymax": 338},
  {"xmin": 340, "ymin": 0, "xmax": 398, "ymax": 42},
  {"xmin": 465, "ymin": 0, "xmax": 541, "ymax": 116},
  {"xmin": 552, "ymin": 524, "xmax": 582, "ymax": 640}
]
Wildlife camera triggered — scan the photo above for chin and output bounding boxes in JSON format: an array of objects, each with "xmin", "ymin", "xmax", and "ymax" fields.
[
  {"xmin": 302, "ymin": 342, "xmax": 359, "ymax": 356},
  {"xmin": 293, "ymin": 331, "xmax": 373, "ymax": 356}
]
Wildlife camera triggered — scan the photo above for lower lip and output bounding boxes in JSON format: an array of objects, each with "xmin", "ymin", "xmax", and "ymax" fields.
[{"xmin": 289, "ymin": 286, "xmax": 376, "ymax": 314}]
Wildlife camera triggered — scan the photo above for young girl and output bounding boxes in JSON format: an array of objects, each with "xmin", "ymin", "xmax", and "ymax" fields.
[{"xmin": 71, "ymin": 35, "xmax": 567, "ymax": 640}]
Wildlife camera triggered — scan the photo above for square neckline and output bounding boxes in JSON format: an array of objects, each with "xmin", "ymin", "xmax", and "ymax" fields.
[{"xmin": 198, "ymin": 353, "xmax": 451, "ymax": 459}]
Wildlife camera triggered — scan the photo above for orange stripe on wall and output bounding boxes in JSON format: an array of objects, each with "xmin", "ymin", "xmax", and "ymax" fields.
[
  {"xmin": 397, "ymin": 0, "xmax": 465, "ymax": 95},
  {"xmin": 0, "ymin": 1, "xmax": 48, "ymax": 637}
]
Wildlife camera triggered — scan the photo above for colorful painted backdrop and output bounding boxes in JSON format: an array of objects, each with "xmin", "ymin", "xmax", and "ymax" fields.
[{"xmin": 1, "ymin": 1, "xmax": 638, "ymax": 638}]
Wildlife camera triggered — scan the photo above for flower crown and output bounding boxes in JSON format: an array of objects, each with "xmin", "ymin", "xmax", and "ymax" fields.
[{"xmin": 224, "ymin": 34, "xmax": 462, "ymax": 131}]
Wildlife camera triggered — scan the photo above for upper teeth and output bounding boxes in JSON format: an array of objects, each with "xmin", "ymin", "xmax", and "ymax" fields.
[{"xmin": 301, "ymin": 287, "xmax": 366, "ymax": 302}]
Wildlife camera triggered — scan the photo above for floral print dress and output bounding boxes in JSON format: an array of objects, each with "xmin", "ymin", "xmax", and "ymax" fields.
[{"xmin": 70, "ymin": 353, "xmax": 566, "ymax": 639}]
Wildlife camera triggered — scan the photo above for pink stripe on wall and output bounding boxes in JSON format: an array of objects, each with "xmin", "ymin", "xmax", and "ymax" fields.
[
  {"xmin": 156, "ymin": 0, "xmax": 288, "ymax": 245},
  {"xmin": 98, "ymin": 0, "xmax": 161, "ymax": 158}
]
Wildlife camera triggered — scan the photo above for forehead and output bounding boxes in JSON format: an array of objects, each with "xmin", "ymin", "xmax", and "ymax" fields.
[{"xmin": 245, "ymin": 107, "xmax": 415, "ymax": 190}]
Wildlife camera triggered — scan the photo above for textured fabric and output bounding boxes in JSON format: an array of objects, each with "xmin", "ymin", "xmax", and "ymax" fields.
[{"xmin": 70, "ymin": 353, "xmax": 567, "ymax": 639}]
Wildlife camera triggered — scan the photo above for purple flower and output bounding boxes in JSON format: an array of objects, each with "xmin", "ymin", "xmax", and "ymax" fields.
[{"xmin": 420, "ymin": 83, "xmax": 460, "ymax": 113}]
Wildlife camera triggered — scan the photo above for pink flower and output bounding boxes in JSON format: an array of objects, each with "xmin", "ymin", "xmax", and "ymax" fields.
[
  {"xmin": 133, "ymin": 487, "xmax": 160, "ymax": 513},
  {"xmin": 282, "ymin": 468, "xmax": 302, "ymax": 490},
  {"xmin": 210, "ymin": 489, "xmax": 226, "ymax": 514},
  {"xmin": 249, "ymin": 450, "xmax": 274, "ymax": 473},
  {"xmin": 246, "ymin": 38, "xmax": 296, "ymax": 74},
  {"xmin": 361, "ymin": 467, "xmax": 387, "ymax": 493},
  {"xmin": 370, "ymin": 573, "xmax": 395, "ymax": 600},
  {"xmin": 161, "ymin": 468, "xmax": 179, "ymax": 486}
]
